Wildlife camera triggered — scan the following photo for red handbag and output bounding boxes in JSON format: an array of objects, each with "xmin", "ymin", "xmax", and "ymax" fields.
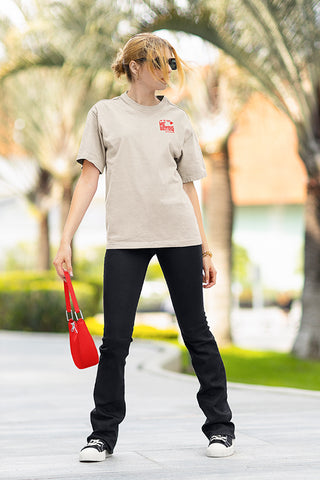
[{"xmin": 63, "ymin": 271, "xmax": 99, "ymax": 369}]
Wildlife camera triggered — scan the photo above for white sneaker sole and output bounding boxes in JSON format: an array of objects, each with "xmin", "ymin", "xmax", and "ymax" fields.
[
  {"xmin": 206, "ymin": 442, "xmax": 235, "ymax": 458},
  {"xmin": 79, "ymin": 448, "xmax": 111, "ymax": 462}
]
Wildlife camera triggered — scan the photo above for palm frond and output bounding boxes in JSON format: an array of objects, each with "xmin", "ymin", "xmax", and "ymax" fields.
[
  {"xmin": 0, "ymin": 48, "xmax": 64, "ymax": 80},
  {"xmin": 142, "ymin": 0, "xmax": 320, "ymax": 175}
]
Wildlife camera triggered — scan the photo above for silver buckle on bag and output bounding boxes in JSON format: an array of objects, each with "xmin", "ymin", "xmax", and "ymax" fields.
[
  {"xmin": 66, "ymin": 310, "xmax": 74, "ymax": 322},
  {"xmin": 74, "ymin": 310, "xmax": 84, "ymax": 321}
]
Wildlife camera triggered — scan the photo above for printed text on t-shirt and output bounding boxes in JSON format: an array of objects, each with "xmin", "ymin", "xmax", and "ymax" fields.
[{"xmin": 159, "ymin": 120, "xmax": 175, "ymax": 133}]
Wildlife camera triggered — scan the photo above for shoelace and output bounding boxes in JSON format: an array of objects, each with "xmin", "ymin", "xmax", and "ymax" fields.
[
  {"xmin": 88, "ymin": 439, "xmax": 105, "ymax": 449},
  {"xmin": 209, "ymin": 435, "xmax": 232, "ymax": 447}
]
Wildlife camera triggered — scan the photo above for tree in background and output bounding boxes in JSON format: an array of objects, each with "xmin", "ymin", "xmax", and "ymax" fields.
[
  {"xmin": 141, "ymin": 0, "xmax": 320, "ymax": 359},
  {"xmin": 0, "ymin": 68, "xmax": 102, "ymax": 269},
  {"xmin": 0, "ymin": 0, "xmax": 130, "ymax": 269},
  {"xmin": 172, "ymin": 56, "xmax": 253, "ymax": 344},
  {"xmin": 0, "ymin": 103, "xmax": 52, "ymax": 269}
]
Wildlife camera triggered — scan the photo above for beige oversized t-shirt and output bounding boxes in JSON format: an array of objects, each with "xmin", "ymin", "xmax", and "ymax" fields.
[{"xmin": 76, "ymin": 92, "xmax": 207, "ymax": 249}]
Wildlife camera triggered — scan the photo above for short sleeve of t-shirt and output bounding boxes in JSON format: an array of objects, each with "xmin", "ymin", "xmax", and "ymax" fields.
[
  {"xmin": 176, "ymin": 114, "xmax": 207, "ymax": 183},
  {"xmin": 76, "ymin": 106, "xmax": 106, "ymax": 174}
]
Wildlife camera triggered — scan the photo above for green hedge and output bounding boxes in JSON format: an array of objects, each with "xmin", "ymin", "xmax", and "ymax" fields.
[
  {"xmin": 0, "ymin": 271, "xmax": 101, "ymax": 332},
  {"xmin": 84, "ymin": 316, "xmax": 179, "ymax": 341},
  {"xmin": 133, "ymin": 324, "xmax": 178, "ymax": 340}
]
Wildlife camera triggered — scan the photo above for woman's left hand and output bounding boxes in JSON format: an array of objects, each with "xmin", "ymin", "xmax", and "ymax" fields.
[{"xmin": 202, "ymin": 255, "xmax": 217, "ymax": 288}]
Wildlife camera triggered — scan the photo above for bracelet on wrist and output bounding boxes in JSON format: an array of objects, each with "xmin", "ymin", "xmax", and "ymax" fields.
[{"xmin": 202, "ymin": 250, "xmax": 213, "ymax": 258}]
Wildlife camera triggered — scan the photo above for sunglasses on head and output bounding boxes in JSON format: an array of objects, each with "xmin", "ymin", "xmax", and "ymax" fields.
[{"xmin": 137, "ymin": 56, "xmax": 177, "ymax": 71}]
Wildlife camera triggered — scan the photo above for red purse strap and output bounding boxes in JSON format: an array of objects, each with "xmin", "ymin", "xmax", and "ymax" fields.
[{"xmin": 64, "ymin": 271, "xmax": 83, "ymax": 320}]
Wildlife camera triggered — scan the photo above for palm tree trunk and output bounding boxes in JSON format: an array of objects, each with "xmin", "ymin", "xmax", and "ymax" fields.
[
  {"xmin": 37, "ymin": 211, "xmax": 50, "ymax": 270},
  {"xmin": 292, "ymin": 179, "xmax": 320, "ymax": 358},
  {"xmin": 204, "ymin": 150, "xmax": 233, "ymax": 346},
  {"xmin": 34, "ymin": 169, "xmax": 51, "ymax": 270}
]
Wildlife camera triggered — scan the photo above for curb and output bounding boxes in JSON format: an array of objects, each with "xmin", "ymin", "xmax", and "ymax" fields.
[
  {"xmin": 136, "ymin": 339, "xmax": 196, "ymax": 383},
  {"xmin": 136, "ymin": 338, "xmax": 320, "ymax": 398}
]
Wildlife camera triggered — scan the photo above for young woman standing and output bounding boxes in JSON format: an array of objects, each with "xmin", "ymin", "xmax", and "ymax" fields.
[{"xmin": 53, "ymin": 33, "xmax": 235, "ymax": 461}]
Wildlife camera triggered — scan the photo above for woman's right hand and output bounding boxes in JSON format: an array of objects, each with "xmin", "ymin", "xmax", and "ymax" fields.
[{"xmin": 53, "ymin": 243, "xmax": 73, "ymax": 281}]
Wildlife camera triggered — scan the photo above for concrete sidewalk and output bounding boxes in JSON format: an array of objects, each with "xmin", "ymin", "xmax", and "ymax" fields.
[{"xmin": 1, "ymin": 331, "xmax": 320, "ymax": 480}]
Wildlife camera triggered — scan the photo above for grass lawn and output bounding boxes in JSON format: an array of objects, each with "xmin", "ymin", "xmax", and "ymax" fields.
[
  {"xmin": 181, "ymin": 344, "xmax": 320, "ymax": 391},
  {"xmin": 86, "ymin": 317, "xmax": 320, "ymax": 392}
]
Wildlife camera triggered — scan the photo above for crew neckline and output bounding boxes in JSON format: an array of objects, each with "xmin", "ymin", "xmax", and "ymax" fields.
[{"xmin": 121, "ymin": 91, "xmax": 167, "ymax": 112}]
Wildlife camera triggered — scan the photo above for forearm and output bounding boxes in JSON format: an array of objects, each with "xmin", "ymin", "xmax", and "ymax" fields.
[
  {"xmin": 183, "ymin": 181, "xmax": 209, "ymax": 252},
  {"xmin": 60, "ymin": 175, "xmax": 97, "ymax": 246}
]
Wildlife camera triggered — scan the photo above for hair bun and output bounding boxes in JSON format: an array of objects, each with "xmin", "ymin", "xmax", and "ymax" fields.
[{"xmin": 111, "ymin": 50, "xmax": 126, "ymax": 78}]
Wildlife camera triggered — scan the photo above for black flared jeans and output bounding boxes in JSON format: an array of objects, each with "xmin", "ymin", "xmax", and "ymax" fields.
[{"xmin": 87, "ymin": 245, "xmax": 235, "ymax": 453}]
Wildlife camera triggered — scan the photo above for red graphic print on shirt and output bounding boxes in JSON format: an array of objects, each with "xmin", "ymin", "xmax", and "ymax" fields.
[{"xmin": 159, "ymin": 119, "xmax": 175, "ymax": 133}]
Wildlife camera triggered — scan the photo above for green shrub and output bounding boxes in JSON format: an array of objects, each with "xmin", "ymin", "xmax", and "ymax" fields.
[
  {"xmin": 85, "ymin": 316, "xmax": 104, "ymax": 336},
  {"xmin": 145, "ymin": 262, "xmax": 164, "ymax": 281},
  {"xmin": 133, "ymin": 324, "xmax": 178, "ymax": 340},
  {"xmin": 0, "ymin": 271, "xmax": 101, "ymax": 332},
  {"xmin": 84, "ymin": 317, "xmax": 179, "ymax": 341},
  {"xmin": 0, "ymin": 270, "xmax": 57, "ymax": 285}
]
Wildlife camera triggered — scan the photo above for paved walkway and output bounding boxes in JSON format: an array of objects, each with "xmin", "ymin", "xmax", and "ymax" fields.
[{"xmin": 1, "ymin": 331, "xmax": 320, "ymax": 480}]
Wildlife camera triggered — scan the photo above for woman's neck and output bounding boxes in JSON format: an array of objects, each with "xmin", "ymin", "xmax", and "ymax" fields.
[{"xmin": 126, "ymin": 85, "xmax": 160, "ymax": 106}]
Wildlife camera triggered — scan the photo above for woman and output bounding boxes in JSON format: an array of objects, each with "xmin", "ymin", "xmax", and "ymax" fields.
[{"xmin": 53, "ymin": 33, "xmax": 235, "ymax": 461}]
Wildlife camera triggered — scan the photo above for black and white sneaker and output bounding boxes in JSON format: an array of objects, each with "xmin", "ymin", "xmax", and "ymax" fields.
[
  {"xmin": 206, "ymin": 434, "xmax": 235, "ymax": 457},
  {"xmin": 79, "ymin": 439, "xmax": 111, "ymax": 462}
]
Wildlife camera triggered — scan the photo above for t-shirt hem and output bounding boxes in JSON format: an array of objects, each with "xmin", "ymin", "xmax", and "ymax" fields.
[
  {"xmin": 181, "ymin": 172, "xmax": 207, "ymax": 183},
  {"xmin": 106, "ymin": 238, "xmax": 202, "ymax": 249},
  {"xmin": 76, "ymin": 156, "xmax": 104, "ymax": 174}
]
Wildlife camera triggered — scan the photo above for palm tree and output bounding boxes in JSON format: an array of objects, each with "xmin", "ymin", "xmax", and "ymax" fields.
[
  {"xmin": 0, "ymin": 0, "xmax": 127, "ymax": 80},
  {"xmin": 0, "ymin": 0, "xmax": 131, "ymax": 268},
  {"xmin": 141, "ymin": 0, "xmax": 320, "ymax": 359},
  {"xmin": 0, "ymin": 76, "xmax": 56, "ymax": 270},
  {"xmin": 0, "ymin": 67, "xmax": 104, "ymax": 268},
  {"xmin": 172, "ymin": 59, "xmax": 253, "ymax": 344}
]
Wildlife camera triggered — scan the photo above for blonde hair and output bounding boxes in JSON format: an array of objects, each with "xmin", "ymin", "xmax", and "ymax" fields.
[{"xmin": 112, "ymin": 33, "xmax": 185, "ymax": 88}]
